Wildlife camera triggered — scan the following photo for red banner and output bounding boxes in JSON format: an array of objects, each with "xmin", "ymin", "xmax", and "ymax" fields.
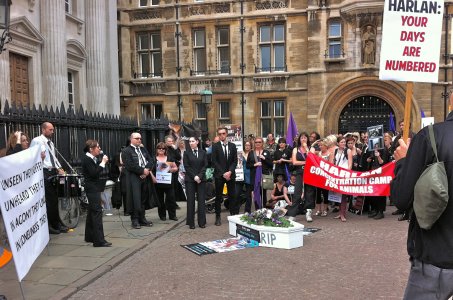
[{"xmin": 303, "ymin": 153, "xmax": 395, "ymax": 196}]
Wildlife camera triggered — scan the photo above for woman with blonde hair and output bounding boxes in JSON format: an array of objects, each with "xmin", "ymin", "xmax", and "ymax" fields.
[{"xmin": 6, "ymin": 131, "xmax": 30, "ymax": 155}]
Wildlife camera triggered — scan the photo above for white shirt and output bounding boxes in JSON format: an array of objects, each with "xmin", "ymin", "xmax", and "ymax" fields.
[
  {"xmin": 86, "ymin": 152, "xmax": 106, "ymax": 168},
  {"xmin": 30, "ymin": 134, "xmax": 62, "ymax": 169}
]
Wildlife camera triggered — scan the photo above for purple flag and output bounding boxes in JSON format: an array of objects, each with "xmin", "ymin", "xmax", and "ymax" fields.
[
  {"xmin": 253, "ymin": 166, "xmax": 263, "ymax": 209},
  {"xmin": 421, "ymin": 109, "xmax": 426, "ymax": 118},
  {"xmin": 389, "ymin": 112, "xmax": 396, "ymax": 133},
  {"xmin": 286, "ymin": 112, "xmax": 298, "ymax": 147}
]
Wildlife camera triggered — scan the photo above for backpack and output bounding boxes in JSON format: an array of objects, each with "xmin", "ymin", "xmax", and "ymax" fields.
[{"xmin": 413, "ymin": 125, "xmax": 449, "ymax": 230}]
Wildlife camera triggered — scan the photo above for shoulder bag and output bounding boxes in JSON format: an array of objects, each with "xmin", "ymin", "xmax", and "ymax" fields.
[{"xmin": 413, "ymin": 125, "xmax": 449, "ymax": 230}]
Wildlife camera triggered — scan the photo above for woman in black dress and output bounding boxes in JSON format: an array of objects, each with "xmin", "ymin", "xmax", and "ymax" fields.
[{"xmin": 81, "ymin": 139, "xmax": 111, "ymax": 247}]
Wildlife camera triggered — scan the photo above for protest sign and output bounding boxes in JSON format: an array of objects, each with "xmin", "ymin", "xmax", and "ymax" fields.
[
  {"xmin": 0, "ymin": 145, "xmax": 49, "ymax": 281},
  {"xmin": 303, "ymin": 153, "xmax": 395, "ymax": 196},
  {"xmin": 225, "ymin": 124, "xmax": 244, "ymax": 181},
  {"xmin": 379, "ymin": 0, "xmax": 444, "ymax": 83}
]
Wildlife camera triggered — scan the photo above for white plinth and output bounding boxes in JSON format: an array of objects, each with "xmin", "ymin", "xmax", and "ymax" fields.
[{"xmin": 227, "ymin": 215, "xmax": 304, "ymax": 249}]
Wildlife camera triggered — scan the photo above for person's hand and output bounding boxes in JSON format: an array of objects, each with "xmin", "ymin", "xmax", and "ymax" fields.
[
  {"xmin": 40, "ymin": 151, "xmax": 46, "ymax": 160},
  {"xmin": 223, "ymin": 171, "xmax": 231, "ymax": 181},
  {"xmin": 259, "ymin": 154, "xmax": 265, "ymax": 160},
  {"xmin": 255, "ymin": 162, "xmax": 262, "ymax": 167},
  {"xmin": 374, "ymin": 150, "xmax": 380, "ymax": 157},
  {"xmin": 57, "ymin": 168, "xmax": 65, "ymax": 175},
  {"xmin": 143, "ymin": 168, "xmax": 150, "ymax": 176},
  {"xmin": 357, "ymin": 148, "xmax": 362, "ymax": 155},
  {"xmin": 14, "ymin": 131, "xmax": 21, "ymax": 142},
  {"xmin": 394, "ymin": 138, "xmax": 411, "ymax": 162},
  {"xmin": 102, "ymin": 155, "xmax": 109, "ymax": 163},
  {"xmin": 367, "ymin": 157, "xmax": 372, "ymax": 162}
]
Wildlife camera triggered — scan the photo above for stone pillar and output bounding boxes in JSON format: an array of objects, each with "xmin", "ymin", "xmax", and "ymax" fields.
[
  {"xmin": 85, "ymin": 0, "xmax": 107, "ymax": 113},
  {"xmin": 41, "ymin": 0, "xmax": 67, "ymax": 109},
  {"xmin": 0, "ymin": 52, "xmax": 10, "ymax": 109}
]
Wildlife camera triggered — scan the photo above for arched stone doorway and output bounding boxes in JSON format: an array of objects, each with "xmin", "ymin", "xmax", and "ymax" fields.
[
  {"xmin": 338, "ymin": 96, "xmax": 395, "ymax": 133},
  {"xmin": 317, "ymin": 76, "xmax": 421, "ymax": 135}
]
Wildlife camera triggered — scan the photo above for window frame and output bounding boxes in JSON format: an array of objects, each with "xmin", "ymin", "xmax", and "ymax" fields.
[
  {"xmin": 136, "ymin": 31, "xmax": 162, "ymax": 78},
  {"xmin": 258, "ymin": 23, "xmax": 286, "ymax": 72},
  {"xmin": 217, "ymin": 27, "xmax": 230, "ymax": 74},
  {"xmin": 328, "ymin": 20, "xmax": 343, "ymax": 59},
  {"xmin": 194, "ymin": 102, "xmax": 208, "ymax": 131},
  {"xmin": 141, "ymin": 103, "xmax": 163, "ymax": 119},
  {"xmin": 218, "ymin": 101, "xmax": 231, "ymax": 125},
  {"xmin": 65, "ymin": 0, "xmax": 72, "ymax": 14},
  {"xmin": 68, "ymin": 71, "xmax": 74, "ymax": 108},
  {"xmin": 259, "ymin": 99, "xmax": 286, "ymax": 138},
  {"xmin": 193, "ymin": 28, "xmax": 207, "ymax": 75}
]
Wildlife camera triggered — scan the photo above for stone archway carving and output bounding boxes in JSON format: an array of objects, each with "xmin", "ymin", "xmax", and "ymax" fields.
[{"xmin": 317, "ymin": 76, "xmax": 421, "ymax": 135}]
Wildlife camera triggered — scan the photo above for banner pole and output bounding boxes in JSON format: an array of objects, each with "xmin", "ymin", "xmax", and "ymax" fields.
[
  {"xmin": 402, "ymin": 82, "xmax": 413, "ymax": 142},
  {"xmin": 19, "ymin": 281, "xmax": 26, "ymax": 300}
]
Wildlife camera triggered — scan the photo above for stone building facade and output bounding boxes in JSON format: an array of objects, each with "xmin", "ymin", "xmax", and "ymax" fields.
[
  {"xmin": 118, "ymin": 0, "xmax": 453, "ymax": 137},
  {"xmin": 0, "ymin": 0, "xmax": 120, "ymax": 115}
]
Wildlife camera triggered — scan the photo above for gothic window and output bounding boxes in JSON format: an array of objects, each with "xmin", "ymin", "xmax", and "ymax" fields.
[
  {"xmin": 194, "ymin": 102, "xmax": 207, "ymax": 131},
  {"xmin": 218, "ymin": 101, "xmax": 230, "ymax": 125}
]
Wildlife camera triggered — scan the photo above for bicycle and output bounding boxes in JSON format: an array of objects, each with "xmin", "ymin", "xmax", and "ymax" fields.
[{"xmin": 55, "ymin": 174, "xmax": 88, "ymax": 229}]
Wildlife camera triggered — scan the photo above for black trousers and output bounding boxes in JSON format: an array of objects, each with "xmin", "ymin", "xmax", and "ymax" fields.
[
  {"xmin": 215, "ymin": 177, "xmax": 237, "ymax": 216},
  {"xmin": 85, "ymin": 191, "xmax": 105, "ymax": 244},
  {"xmin": 43, "ymin": 169, "xmax": 60, "ymax": 229},
  {"xmin": 185, "ymin": 181, "xmax": 206, "ymax": 227},
  {"xmin": 302, "ymin": 184, "xmax": 317, "ymax": 210},
  {"xmin": 240, "ymin": 183, "xmax": 253, "ymax": 213},
  {"xmin": 156, "ymin": 187, "xmax": 176, "ymax": 219},
  {"xmin": 368, "ymin": 196, "xmax": 386, "ymax": 212},
  {"xmin": 129, "ymin": 179, "xmax": 147, "ymax": 223}
]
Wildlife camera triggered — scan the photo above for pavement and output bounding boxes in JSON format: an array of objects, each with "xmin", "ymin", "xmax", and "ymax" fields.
[
  {"xmin": 0, "ymin": 203, "xmax": 188, "ymax": 300},
  {"xmin": 68, "ymin": 204, "xmax": 411, "ymax": 300}
]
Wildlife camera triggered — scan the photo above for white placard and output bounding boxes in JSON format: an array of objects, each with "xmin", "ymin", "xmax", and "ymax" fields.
[
  {"xmin": 328, "ymin": 191, "xmax": 342, "ymax": 203},
  {"xmin": 421, "ymin": 116, "xmax": 435, "ymax": 129},
  {"xmin": 156, "ymin": 171, "xmax": 172, "ymax": 184},
  {"xmin": 0, "ymin": 145, "xmax": 49, "ymax": 282},
  {"xmin": 379, "ymin": 0, "xmax": 444, "ymax": 83}
]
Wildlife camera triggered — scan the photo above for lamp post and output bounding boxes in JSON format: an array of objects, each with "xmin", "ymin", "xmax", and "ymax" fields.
[
  {"xmin": 0, "ymin": 0, "xmax": 11, "ymax": 54},
  {"xmin": 200, "ymin": 89, "xmax": 212, "ymax": 135}
]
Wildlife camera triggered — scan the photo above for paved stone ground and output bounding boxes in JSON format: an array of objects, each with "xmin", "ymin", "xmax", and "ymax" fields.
[{"xmin": 69, "ymin": 207, "xmax": 410, "ymax": 300}]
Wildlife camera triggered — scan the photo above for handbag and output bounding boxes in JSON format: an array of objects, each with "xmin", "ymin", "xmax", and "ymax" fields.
[
  {"xmin": 413, "ymin": 125, "xmax": 449, "ymax": 230},
  {"xmin": 261, "ymin": 173, "xmax": 274, "ymax": 190}
]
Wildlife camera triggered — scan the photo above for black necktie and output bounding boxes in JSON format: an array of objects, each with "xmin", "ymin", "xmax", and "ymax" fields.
[
  {"xmin": 223, "ymin": 144, "xmax": 228, "ymax": 160},
  {"xmin": 193, "ymin": 150, "xmax": 198, "ymax": 158},
  {"xmin": 47, "ymin": 141, "xmax": 57, "ymax": 168}
]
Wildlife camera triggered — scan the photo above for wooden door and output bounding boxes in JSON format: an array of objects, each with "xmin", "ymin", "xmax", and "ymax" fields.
[{"xmin": 9, "ymin": 52, "xmax": 29, "ymax": 107}]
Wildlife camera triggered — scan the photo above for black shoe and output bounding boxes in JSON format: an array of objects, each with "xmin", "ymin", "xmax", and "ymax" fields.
[
  {"xmin": 215, "ymin": 216, "xmax": 221, "ymax": 226},
  {"xmin": 49, "ymin": 226, "xmax": 60, "ymax": 235},
  {"xmin": 189, "ymin": 225, "xmax": 195, "ymax": 229},
  {"xmin": 160, "ymin": 217, "xmax": 166, "ymax": 221},
  {"xmin": 374, "ymin": 212, "xmax": 384, "ymax": 220},
  {"xmin": 93, "ymin": 241, "xmax": 112, "ymax": 247},
  {"xmin": 132, "ymin": 222, "xmax": 141, "ymax": 229},
  {"xmin": 368, "ymin": 211, "xmax": 378, "ymax": 218},
  {"xmin": 140, "ymin": 220, "xmax": 153, "ymax": 227},
  {"xmin": 398, "ymin": 213, "xmax": 409, "ymax": 221},
  {"xmin": 169, "ymin": 216, "xmax": 178, "ymax": 221},
  {"xmin": 392, "ymin": 209, "xmax": 403, "ymax": 215},
  {"xmin": 199, "ymin": 224, "xmax": 206, "ymax": 228},
  {"xmin": 59, "ymin": 225, "xmax": 69, "ymax": 233}
]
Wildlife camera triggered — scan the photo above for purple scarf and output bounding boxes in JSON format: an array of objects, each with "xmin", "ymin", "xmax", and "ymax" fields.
[{"xmin": 253, "ymin": 165, "xmax": 263, "ymax": 209}]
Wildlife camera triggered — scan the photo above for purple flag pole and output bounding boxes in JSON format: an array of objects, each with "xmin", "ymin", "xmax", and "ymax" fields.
[{"xmin": 286, "ymin": 112, "xmax": 298, "ymax": 147}]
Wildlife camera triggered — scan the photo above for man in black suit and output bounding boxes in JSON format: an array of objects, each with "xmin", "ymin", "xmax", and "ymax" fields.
[
  {"xmin": 122, "ymin": 132, "xmax": 154, "ymax": 229},
  {"xmin": 211, "ymin": 127, "xmax": 238, "ymax": 225}
]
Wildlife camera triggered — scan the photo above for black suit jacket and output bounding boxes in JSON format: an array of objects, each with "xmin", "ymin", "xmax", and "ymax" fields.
[
  {"xmin": 211, "ymin": 141, "xmax": 237, "ymax": 179},
  {"xmin": 122, "ymin": 145, "xmax": 156, "ymax": 211},
  {"xmin": 183, "ymin": 148, "xmax": 208, "ymax": 182},
  {"xmin": 81, "ymin": 154, "xmax": 106, "ymax": 193}
]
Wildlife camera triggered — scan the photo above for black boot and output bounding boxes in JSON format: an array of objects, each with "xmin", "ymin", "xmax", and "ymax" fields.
[
  {"xmin": 215, "ymin": 216, "xmax": 221, "ymax": 226},
  {"xmin": 374, "ymin": 211, "xmax": 384, "ymax": 220}
]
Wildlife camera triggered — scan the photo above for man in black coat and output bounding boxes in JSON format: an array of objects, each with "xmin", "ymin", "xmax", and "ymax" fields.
[
  {"xmin": 122, "ymin": 132, "xmax": 155, "ymax": 229},
  {"xmin": 392, "ymin": 108, "xmax": 453, "ymax": 299},
  {"xmin": 211, "ymin": 127, "xmax": 238, "ymax": 225}
]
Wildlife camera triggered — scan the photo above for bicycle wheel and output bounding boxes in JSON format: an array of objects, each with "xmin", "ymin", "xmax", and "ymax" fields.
[{"xmin": 58, "ymin": 197, "xmax": 80, "ymax": 229}]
